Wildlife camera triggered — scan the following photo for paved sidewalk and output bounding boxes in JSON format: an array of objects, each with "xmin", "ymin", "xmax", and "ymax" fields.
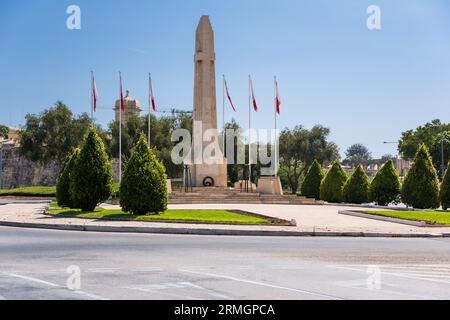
[{"xmin": 0, "ymin": 202, "xmax": 449, "ymax": 237}]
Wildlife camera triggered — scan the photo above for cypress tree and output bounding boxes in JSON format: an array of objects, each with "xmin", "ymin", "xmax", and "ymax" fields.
[
  {"xmin": 343, "ymin": 165, "xmax": 369, "ymax": 204},
  {"xmin": 120, "ymin": 134, "xmax": 168, "ymax": 214},
  {"xmin": 70, "ymin": 127, "xmax": 113, "ymax": 212},
  {"xmin": 56, "ymin": 147, "xmax": 80, "ymax": 208},
  {"xmin": 320, "ymin": 161, "xmax": 348, "ymax": 203},
  {"xmin": 440, "ymin": 161, "xmax": 450, "ymax": 210},
  {"xmin": 401, "ymin": 144, "xmax": 440, "ymax": 209},
  {"xmin": 301, "ymin": 160, "xmax": 325, "ymax": 200},
  {"xmin": 369, "ymin": 159, "xmax": 401, "ymax": 206}
]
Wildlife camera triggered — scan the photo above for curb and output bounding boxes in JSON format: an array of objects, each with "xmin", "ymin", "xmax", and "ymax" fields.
[
  {"xmin": 0, "ymin": 220, "xmax": 445, "ymax": 238},
  {"xmin": 338, "ymin": 209, "xmax": 447, "ymax": 228}
]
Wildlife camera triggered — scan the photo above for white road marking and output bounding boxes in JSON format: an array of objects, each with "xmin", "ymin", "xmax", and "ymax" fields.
[
  {"xmin": 331, "ymin": 266, "xmax": 450, "ymax": 285},
  {"xmin": 5, "ymin": 273, "xmax": 59, "ymax": 287},
  {"xmin": 1, "ymin": 272, "xmax": 109, "ymax": 300},
  {"xmin": 180, "ymin": 269, "xmax": 343, "ymax": 300},
  {"xmin": 88, "ymin": 268, "xmax": 120, "ymax": 273}
]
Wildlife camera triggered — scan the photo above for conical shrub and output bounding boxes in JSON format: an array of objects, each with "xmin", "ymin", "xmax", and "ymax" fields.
[
  {"xmin": 402, "ymin": 144, "xmax": 440, "ymax": 209},
  {"xmin": 320, "ymin": 161, "xmax": 348, "ymax": 203},
  {"xmin": 343, "ymin": 165, "xmax": 369, "ymax": 204},
  {"xmin": 440, "ymin": 161, "xmax": 450, "ymax": 210},
  {"xmin": 301, "ymin": 160, "xmax": 324, "ymax": 200},
  {"xmin": 70, "ymin": 127, "xmax": 113, "ymax": 212},
  {"xmin": 120, "ymin": 134, "xmax": 168, "ymax": 214},
  {"xmin": 369, "ymin": 159, "xmax": 401, "ymax": 206},
  {"xmin": 56, "ymin": 147, "xmax": 80, "ymax": 208}
]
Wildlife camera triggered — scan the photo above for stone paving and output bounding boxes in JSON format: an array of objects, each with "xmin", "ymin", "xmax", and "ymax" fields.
[{"xmin": 0, "ymin": 202, "xmax": 449, "ymax": 236}]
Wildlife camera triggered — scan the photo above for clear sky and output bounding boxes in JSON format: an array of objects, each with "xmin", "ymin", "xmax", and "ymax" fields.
[{"xmin": 1, "ymin": 0, "xmax": 449, "ymax": 158}]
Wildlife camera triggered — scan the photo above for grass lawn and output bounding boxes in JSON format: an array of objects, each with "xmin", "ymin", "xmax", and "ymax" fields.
[
  {"xmin": 0, "ymin": 186, "xmax": 56, "ymax": 197},
  {"xmin": 365, "ymin": 210, "xmax": 450, "ymax": 225},
  {"xmin": 48, "ymin": 208, "xmax": 271, "ymax": 225}
]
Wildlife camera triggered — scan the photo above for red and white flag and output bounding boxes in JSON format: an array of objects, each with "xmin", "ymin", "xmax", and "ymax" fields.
[
  {"xmin": 224, "ymin": 77, "xmax": 236, "ymax": 112},
  {"xmin": 275, "ymin": 78, "xmax": 281, "ymax": 114},
  {"xmin": 92, "ymin": 73, "xmax": 98, "ymax": 113},
  {"xmin": 249, "ymin": 77, "xmax": 258, "ymax": 112},
  {"xmin": 149, "ymin": 73, "xmax": 156, "ymax": 112},
  {"xmin": 119, "ymin": 72, "xmax": 124, "ymax": 112}
]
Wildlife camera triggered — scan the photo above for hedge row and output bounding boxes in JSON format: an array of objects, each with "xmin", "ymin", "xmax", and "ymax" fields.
[{"xmin": 301, "ymin": 144, "xmax": 450, "ymax": 209}]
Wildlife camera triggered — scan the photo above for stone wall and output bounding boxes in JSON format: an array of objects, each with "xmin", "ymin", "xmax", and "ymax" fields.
[{"xmin": 0, "ymin": 143, "xmax": 60, "ymax": 189}]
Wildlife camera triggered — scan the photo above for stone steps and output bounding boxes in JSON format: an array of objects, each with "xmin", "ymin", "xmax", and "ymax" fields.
[{"xmin": 168, "ymin": 191, "xmax": 323, "ymax": 205}]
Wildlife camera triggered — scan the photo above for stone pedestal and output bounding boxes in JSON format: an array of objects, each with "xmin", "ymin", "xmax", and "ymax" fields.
[
  {"xmin": 166, "ymin": 179, "xmax": 172, "ymax": 194},
  {"xmin": 257, "ymin": 176, "xmax": 283, "ymax": 195}
]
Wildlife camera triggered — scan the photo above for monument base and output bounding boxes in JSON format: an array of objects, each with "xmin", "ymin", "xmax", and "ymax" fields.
[
  {"xmin": 191, "ymin": 158, "xmax": 227, "ymax": 188},
  {"xmin": 256, "ymin": 176, "xmax": 283, "ymax": 195}
]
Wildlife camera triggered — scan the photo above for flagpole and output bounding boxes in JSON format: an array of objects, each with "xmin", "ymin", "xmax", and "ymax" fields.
[
  {"xmin": 90, "ymin": 71, "xmax": 94, "ymax": 121},
  {"xmin": 274, "ymin": 76, "xmax": 277, "ymax": 177},
  {"xmin": 222, "ymin": 74, "xmax": 225, "ymax": 157},
  {"xmin": 148, "ymin": 73, "xmax": 151, "ymax": 147},
  {"xmin": 119, "ymin": 71, "xmax": 122, "ymax": 182},
  {"xmin": 248, "ymin": 75, "xmax": 252, "ymax": 191}
]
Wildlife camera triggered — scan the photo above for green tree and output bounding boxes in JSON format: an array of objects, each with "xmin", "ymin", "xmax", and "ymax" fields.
[
  {"xmin": 399, "ymin": 119, "xmax": 450, "ymax": 178},
  {"xmin": 369, "ymin": 160, "xmax": 401, "ymax": 206},
  {"xmin": 320, "ymin": 161, "xmax": 347, "ymax": 203},
  {"xmin": 279, "ymin": 125, "xmax": 339, "ymax": 194},
  {"xmin": 401, "ymin": 144, "xmax": 440, "ymax": 209},
  {"xmin": 56, "ymin": 147, "xmax": 80, "ymax": 208},
  {"xmin": 19, "ymin": 101, "xmax": 102, "ymax": 165},
  {"xmin": 70, "ymin": 127, "xmax": 113, "ymax": 212},
  {"xmin": 224, "ymin": 118, "xmax": 245, "ymax": 185},
  {"xmin": 0, "ymin": 125, "xmax": 8, "ymax": 139},
  {"xmin": 440, "ymin": 161, "xmax": 450, "ymax": 210},
  {"xmin": 300, "ymin": 160, "xmax": 324, "ymax": 199},
  {"xmin": 343, "ymin": 165, "xmax": 369, "ymax": 204},
  {"xmin": 120, "ymin": 134, "xmax": 168, "ymax": 214},
  {"xmin": 344, "ymin": 143, "xmax": 372, "ymax": 168}
]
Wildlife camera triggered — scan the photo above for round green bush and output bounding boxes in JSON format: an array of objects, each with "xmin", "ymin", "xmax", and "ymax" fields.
[
  {"xmin": 401, "ymin": 144, "xmax": 440, "ymax": 209},
  {"xmin": 369, "ymin": 159, "xmax": 401, "ymax": 206},
  {"xmin": 120, "ymin": 134, "xmax": 168, "ymax": 214},
  {"xmin": 301, "ymin": 159, "xmax": 324, "ymax": 200},
  {"xmin": 343, "ymin": 165, "xmax": 369, "ymax": 204},
  {"xmin": 320, "ymin": 160, "xmax": 348, "ymax": 203},
  {"xmin": 440, "ymin": 161, "xmax": 450, "ymax": 210},
  {"xmin": 70, "ymin": 127, "xmax": 113, "ymax": 212},
  {"xmin": 56, "ymin": 147, "xmax": 80, "ymax": 208}
]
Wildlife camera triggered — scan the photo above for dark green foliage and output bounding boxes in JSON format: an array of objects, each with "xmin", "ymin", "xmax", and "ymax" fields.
[
  {"xmin": 369, "ymin": 160, "xmax": 401, "ymax": 206},
  {"xmin": 320, "ymin": 161, "xmax": 348, "ymax": 203},
  {"xmin": 440, "ymin": 162, "xmax": 450, "ymax": 210},
  {"xmin": 70, "ymin": 127, "xmax": 113, "ymax": 212},
  {"xmin": 301, "ymin": 160, "xmax": 325, "ymax": 200},
  {"xmin": 343, "ymin": 165, "xmax": 369, "ymax": 204},
  {"xmin": 120, "ymin": 134, "xmax": 168, "ymax": 214},
  {"xmin": 56, "ymin": 148, "xmax": 80, "ymax": 208},
  {"xmin": 401, "ymin": 144, "xmax": 440, "ymax": 209},
  {"xmin": 0, "ymin": 125, "xmax": 8, "ymax": 139}
]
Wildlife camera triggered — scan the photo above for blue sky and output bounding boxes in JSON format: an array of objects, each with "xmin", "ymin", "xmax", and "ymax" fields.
[{"xmin": 1, "ymin": 0, "xmax": 449, "ymax": 158}]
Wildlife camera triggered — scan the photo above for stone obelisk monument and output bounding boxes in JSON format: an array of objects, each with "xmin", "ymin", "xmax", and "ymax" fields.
[{"xmin": 190, "ymin": 16, "xmax": 227, "ymax": 187}]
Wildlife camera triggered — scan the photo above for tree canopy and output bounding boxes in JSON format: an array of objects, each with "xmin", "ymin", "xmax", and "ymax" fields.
[
  {"xmin": 19, "ymin": 101, "xmax": 102, "ymax": 165},
  {"xmin": 399, "ymin": 119, "xmax": 450, "ymax": 177},
  {"xmin": 344, "ymin": 143, "xmax": 372, "ymax": 168},
  {"xmin": 278, "ymin": 125, "xmax": 339, "ymax": 194}
]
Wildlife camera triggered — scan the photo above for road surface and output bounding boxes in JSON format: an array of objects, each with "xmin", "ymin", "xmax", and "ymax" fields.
[{"xmin": 1, "ymin": 226, "xmax": 450, "ymax": 300}]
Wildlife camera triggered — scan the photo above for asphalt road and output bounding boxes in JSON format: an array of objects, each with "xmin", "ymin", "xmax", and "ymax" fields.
[{"xmin": 1, "ymin": 226, "xmax": 450, "ymax": 300}]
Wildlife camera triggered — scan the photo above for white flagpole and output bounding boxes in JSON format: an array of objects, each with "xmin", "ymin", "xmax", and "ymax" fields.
[
  {"xmin": 222, "ymin": 74, "xmax": 225, "ymax": 156},
  {"xmin": 274, "ymin": 76, "xmax": 277, "ymax": 177},
  {"xmin": 90, "ymin": 71, "xmax": 94, "ymax": 121},
  {"xmin": 248, "ymin": 75, "xmax": 252, "ymax": 190},
  {"xmin": 119, "ymin": 72, "xmax": 122, "ymax": 182},
  {"xmin": 148, "ymin": 73, "xmax": 151, "ymax": 147}
]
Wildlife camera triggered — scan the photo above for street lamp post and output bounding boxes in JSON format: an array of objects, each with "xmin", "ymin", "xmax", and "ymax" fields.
[{"xmin": 383, "ymin": 141, "xmax": 402, "ymax": 177}]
